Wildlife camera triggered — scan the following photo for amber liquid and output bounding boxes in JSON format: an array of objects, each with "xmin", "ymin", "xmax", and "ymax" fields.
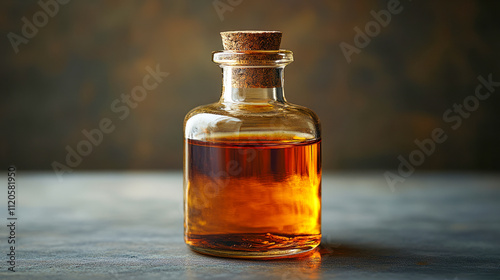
[{"xmin": 184, "ymin": 135, "xmax": 321, "ymax": 258}]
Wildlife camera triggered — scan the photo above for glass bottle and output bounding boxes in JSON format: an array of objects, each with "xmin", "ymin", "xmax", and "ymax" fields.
[{"xmin": 183, "ymin": 31, "xmax": 321, "ymax": 259}]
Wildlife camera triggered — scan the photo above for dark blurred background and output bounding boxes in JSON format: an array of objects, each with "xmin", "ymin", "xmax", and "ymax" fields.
[{"xmin": 1, "ymin": 0, "xmax": 499, "ymax": 172}]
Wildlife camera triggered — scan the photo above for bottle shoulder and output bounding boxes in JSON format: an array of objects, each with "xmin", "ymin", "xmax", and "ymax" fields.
[
  {"xmin": 185, "ymin": 101, "xmax": 319, "ymax": 120},
  {"xmin": 184, "ymin": 102, "xmax": 224, "ymax": 122},
  {"xmin": 184, "ymin": 101, "xmax": 321, "ymax": 141}
]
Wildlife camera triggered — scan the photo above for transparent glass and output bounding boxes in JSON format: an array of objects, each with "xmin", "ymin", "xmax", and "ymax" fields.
[{"xmin": 183, "ymin": 50, "xmax": 321, "ymax": 259}]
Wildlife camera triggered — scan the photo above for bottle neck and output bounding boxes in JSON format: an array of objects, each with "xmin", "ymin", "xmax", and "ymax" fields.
[{"xmin": 220, "ymin": 66, "xmax": 286, "ymax": 104}]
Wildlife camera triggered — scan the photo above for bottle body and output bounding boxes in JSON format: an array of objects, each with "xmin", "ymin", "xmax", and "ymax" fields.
[{"xmin": 183, "ymin": 49, "xmax": 321, "ymax": 258}]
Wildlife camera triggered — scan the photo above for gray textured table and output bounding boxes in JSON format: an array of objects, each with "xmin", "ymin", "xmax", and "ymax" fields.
[{"xmin": 0, "ymin": 172, "xmax": 498, "ymax": 279}]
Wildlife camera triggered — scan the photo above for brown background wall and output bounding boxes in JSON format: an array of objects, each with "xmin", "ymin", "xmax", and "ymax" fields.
[{"xmin": 1, "ymin": 0, "xmax": 500, "ymax": 171}]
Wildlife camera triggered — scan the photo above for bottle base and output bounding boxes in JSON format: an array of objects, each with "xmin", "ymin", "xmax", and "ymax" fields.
[{"xmin": 185, "ymin": 233, "xmax": 321, "ymax": 259}]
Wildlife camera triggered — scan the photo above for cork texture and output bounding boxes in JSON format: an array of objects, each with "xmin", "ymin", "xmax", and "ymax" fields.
[
  {"xmin": 221, "ymin": 31, "xmax": 282, "ymax": 50},
  {"xmin": 220, "ymin": 31, "xmax": 283, "ymax": 88},
  {"xmin": 231, "ymin": 68, "xmax": 282, "ymax": 88}
]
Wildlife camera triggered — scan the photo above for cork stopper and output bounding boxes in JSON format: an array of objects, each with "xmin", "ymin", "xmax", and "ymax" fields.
[
  {"xmin": 219, "ymin": 31, "xmax": 285, "ymax": 88},
  {"xmin": 221, "ymin": 31, "xmax": 282, "ymax": 50}
]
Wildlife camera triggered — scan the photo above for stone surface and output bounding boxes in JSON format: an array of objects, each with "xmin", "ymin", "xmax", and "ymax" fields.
[{"xmin": 0, "ymin": 172, "xmax": 498, "ymax": 279}]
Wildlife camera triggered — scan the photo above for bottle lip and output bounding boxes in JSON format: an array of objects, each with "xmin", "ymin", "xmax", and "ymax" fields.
[{"xmin": 212, "ymin": 50, "xmax": 293, "ymax": 66}]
